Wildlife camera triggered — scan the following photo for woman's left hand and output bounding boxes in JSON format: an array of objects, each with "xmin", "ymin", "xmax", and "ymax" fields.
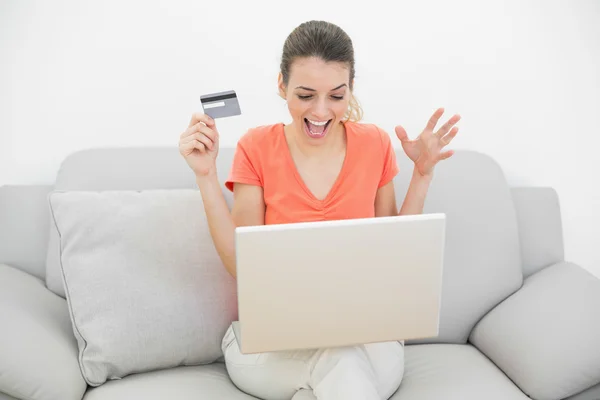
[{"xmin": 395, "ymin": 108, "xmax": 461, "ymax": 177}]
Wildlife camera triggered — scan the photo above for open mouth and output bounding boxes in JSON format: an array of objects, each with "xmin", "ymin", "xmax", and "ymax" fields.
[{"xmin": 304, "ymin": 118, "xmax": 332, "ymax": 139}]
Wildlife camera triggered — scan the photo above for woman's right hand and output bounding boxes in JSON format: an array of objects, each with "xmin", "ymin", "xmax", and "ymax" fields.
[{"xmin": 179, "ymin": 113, "xmax": 220, "ymax": 177}]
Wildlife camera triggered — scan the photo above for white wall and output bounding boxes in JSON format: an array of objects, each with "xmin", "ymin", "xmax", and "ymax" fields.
[{"xmin": 1, "ymin": 0, "xmax": 599, "ymax": 277}]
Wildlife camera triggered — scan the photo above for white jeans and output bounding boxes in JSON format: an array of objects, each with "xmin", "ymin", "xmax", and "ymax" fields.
[{"xmin": 221, "ymin": 324, "xmax": 405, "ymax": 400}]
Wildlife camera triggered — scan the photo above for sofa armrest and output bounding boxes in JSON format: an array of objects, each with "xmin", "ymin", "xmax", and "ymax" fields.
[
  {"xmin": 469, "ymin": 262, "xmax": 600, "ymax": 400},
  {"xmin": 0, "ymin": 185, "xmax": 53, "ymax": 280},
  {"xmin": 0, "ymin": 264, "xmax": 86, "ymax": 400},
  {"xmin": 511, "ymin": 187, "xmax": 564, "ymax": 277}
]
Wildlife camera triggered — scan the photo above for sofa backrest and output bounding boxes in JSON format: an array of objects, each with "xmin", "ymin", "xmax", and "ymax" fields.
[
  {"xmin": 510, "ymin": 187, "xmax": 565, "ymax": 278},
  {"xmin": 37, "ymin": 144, "xmax": 521, "ymax": 344}
]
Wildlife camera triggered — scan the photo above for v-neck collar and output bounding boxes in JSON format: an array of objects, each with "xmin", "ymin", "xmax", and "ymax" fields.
[{"xmin": 278, "ymin": 121, "xmax": 352, "ymax": 204}]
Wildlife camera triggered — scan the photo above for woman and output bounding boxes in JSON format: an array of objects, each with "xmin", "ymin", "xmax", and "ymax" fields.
[{"xmin": 179, "ymin": 20, "xmax": 460, "ymax": 400}]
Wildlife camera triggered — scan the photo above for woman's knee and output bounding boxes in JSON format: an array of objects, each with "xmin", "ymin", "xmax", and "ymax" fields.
[
  {"xmin": 364, "ymin": 341, "xmax": 405, "ymax": 399},
  {"xmin": 222, "ymin": 325, "xmax": 312, "ymax": 400},
  {"xmin": 225, "ymin": 353, "xmax": 311, "ymax": 400},
  {"xmin": 309, "ymin": 343, "xmax": 405, "ymax": 400}
]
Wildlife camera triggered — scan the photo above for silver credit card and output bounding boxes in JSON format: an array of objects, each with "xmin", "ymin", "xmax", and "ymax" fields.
[{"xmin": 200, "ymin": 90, "xmax": 241, "ymax": 119}]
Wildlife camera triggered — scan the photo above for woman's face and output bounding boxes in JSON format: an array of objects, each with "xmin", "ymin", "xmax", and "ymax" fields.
[{"xmin": 279, "ymin": 57, "xmax": 351, "ymax": 143}]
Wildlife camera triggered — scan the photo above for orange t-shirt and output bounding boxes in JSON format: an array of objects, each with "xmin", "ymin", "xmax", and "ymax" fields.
[{"xmin": 225, "ymin": 121, "xmax": 399, "ymax": 225}]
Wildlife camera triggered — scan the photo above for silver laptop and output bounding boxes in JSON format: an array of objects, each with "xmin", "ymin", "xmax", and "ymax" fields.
[{"xmin": 233, "ymin": 213, "xmax": 446, "ymax": 354}]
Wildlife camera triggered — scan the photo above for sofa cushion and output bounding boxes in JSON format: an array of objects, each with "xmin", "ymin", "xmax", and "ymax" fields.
[
  {"xmin": 45, "ymin": 147, "xmax": 235, "ymax": 297},
  {"xmin": 392, "ymin": 344, "xmax": 529, "ymax": 399},
  {"xmin": 82, "ymin": 363, "xmax": 257, "ymax": 400},
  {"xmin": 48, "ymin": 189, "xmax": 237, "ymax": 386},
  {"xmin": 0, "ymin": 264, "xmax": 86, "ymax": 400},
  {"xmin": 394, "ymin": 150, "xmax": 523, "ymax": 344},
  {"xmin": 470, "ymin": 262, "xmax": 600, "ymax": 400}
]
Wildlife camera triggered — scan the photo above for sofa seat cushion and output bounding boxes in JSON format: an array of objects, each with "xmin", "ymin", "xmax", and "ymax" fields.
[
  {"xmin": 470, "ymin": 262, "xmax": 600, "ymax": 400},
  {"xmin": 0, "ymin": 264, "xmax": 87, "ymax": 400},
  {"xmin": 392, "ymin": 344, "xmax": 529, "ymax": 400},
  {"xmin": 291, "ymin": 344, "xmax": 528, "ymax": 400},
  {"xmin": 83, "ymin": 363, "xmax": 257, "ymax": 400}
]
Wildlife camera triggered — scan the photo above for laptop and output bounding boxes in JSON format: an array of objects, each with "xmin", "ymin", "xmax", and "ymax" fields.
[{"xmin": 232, "ymin": 213, "xmax": 446, "ymax": 354}]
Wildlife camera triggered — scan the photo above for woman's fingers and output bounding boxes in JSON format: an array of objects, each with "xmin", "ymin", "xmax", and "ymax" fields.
[
  {"xmin": 181, "ymin": 113, "xmax": 217, "ymax": 139},
  {"xmin": 436, "ymin": 114, "xmax": 461, "ymax": 137},
  {"xmin": 179, "ymin": 138, "xmax": 204, "ymax": 156},
  {"xmin": 440, "ymin": 126, "xmax": 459, "ymax": 146},
  {"xmin": 188, "ymin": 112, "xmax": 216, "ymax": 129},
  {"xmin": 181, "ymin": 135, "xmax": 212, "ymax": 153},
  {"xmin": 180, "ymin": 124, "xmax": 217, "ymax": 148},
  {"xmin": 438, "ymin": 150, "xmax": 454, "ymax": 161},
  {"xmin": 197, "ymin": 124, "xmax": 217, "ymax": 143},
  {"xmin": 180, "ymin": 122, "xmax": 202, "ymax": 139},
  {"xmin": 182, "ymin": 132, "xmax": 214, "ymax": 150},
  {"xmin": 425, "ymin": 108, "xmax": 445, "ymax": 132}
]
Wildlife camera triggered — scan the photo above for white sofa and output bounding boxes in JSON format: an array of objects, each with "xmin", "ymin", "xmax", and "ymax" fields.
[{"xmin": 1, "ymin": 146, "xmax": 600, "ymax": 400}]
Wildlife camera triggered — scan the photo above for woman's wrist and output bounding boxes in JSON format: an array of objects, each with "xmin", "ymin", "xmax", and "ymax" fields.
[
  {"xmin": 411, "ymin": 166, "xmax": 433, "ymax": 184},
  {"xmin": 195, "ymin": 168, "xmax": 219, "ymax": 188}
]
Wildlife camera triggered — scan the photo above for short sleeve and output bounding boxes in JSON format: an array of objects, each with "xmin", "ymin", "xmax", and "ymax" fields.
[
  {"xmin": 224, "ymin": 138, "xmax": 262, "ymax": 192},
  {"xmin": 378, "ymin": 127, "xmax": 399, "ymax": 188}
]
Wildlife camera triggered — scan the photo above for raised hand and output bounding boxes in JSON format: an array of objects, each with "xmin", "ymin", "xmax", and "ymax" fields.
[{"xmin": 395, "ymin": 108, "xmax": 461, "ymax": 177}]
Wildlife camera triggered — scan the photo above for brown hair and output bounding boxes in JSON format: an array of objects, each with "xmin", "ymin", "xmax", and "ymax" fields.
[{"xmin": 280, "ymin": 20, "xmax": 363, "ymax": 122}]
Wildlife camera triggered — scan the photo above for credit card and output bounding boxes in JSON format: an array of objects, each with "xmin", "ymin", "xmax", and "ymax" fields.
[{"xmin": 200, "ymin": 90, "xmax": 241, "ymax": 119}]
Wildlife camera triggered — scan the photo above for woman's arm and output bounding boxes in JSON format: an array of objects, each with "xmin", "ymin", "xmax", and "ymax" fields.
[
  {"xmin": 374, "ymin": 168, "xmax": 433, "ymax": 217},
  {"xmin": 196, "ymin": 173, "xmax": 265, "ymax": 278}
]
